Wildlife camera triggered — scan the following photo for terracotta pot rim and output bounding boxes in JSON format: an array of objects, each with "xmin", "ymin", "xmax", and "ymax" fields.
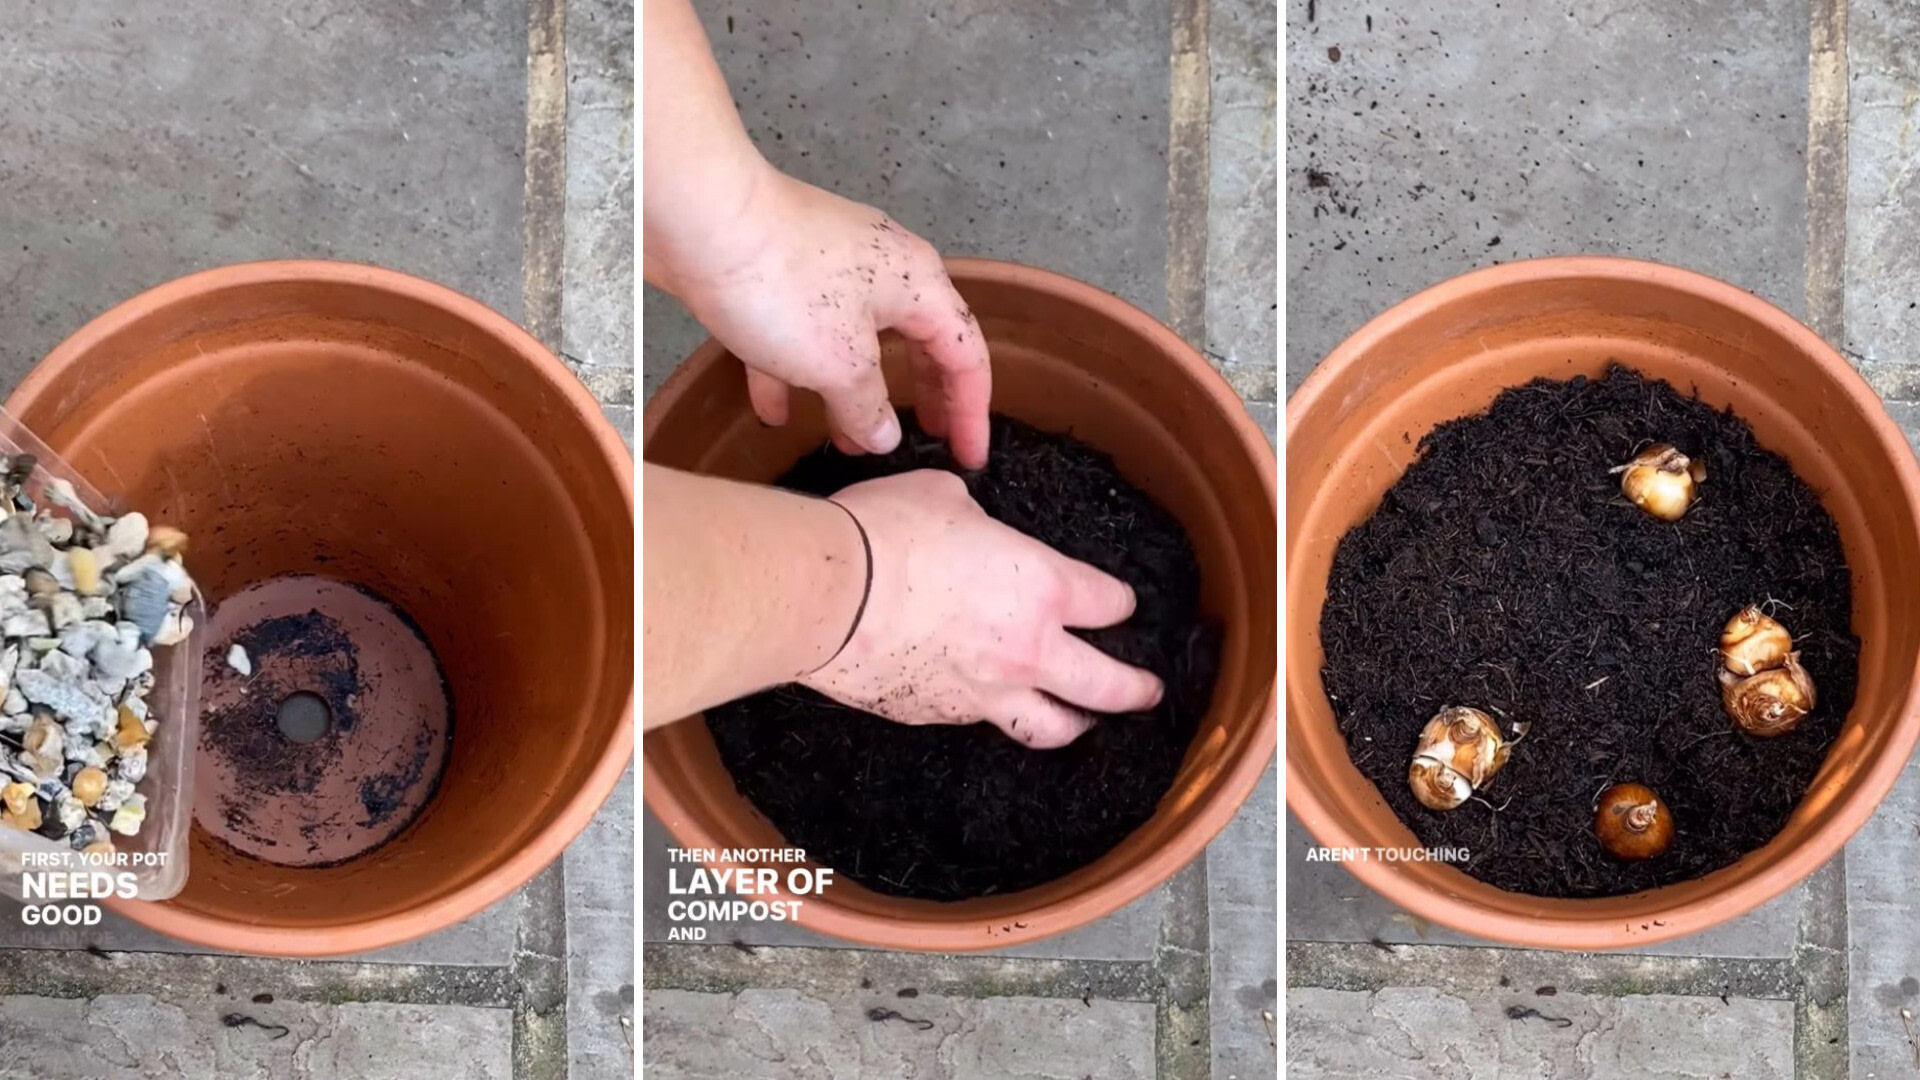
[
  {"xmin": 1283, "ymin": 254, "xmax": 1920, "ymax": 949},
  {"xmin": 18, "ymin": 259, "xmax": 635, "ymax": 957},
  {"xmin": 644, "ymin": 256, "xmax": 1277, "ymax": 951}
]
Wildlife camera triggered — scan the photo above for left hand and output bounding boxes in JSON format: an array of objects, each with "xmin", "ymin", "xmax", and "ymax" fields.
[{"xmin": 652, "ymin": 168, "xmax": 993, "ymax": 468}]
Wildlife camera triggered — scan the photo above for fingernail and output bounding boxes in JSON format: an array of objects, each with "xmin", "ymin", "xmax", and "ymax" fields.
[{"xmin": 869, "ymin": 411, "xmax": 902, "ymax": 453}]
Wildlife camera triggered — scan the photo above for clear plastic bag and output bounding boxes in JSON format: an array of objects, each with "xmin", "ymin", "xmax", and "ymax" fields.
[{"xmin": 0, "ymin": 410, "xmax": 204, "ymax": 901}]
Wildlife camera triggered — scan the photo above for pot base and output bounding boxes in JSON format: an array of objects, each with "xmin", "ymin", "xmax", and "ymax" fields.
[{"xmin": 195, "ymin": 575, "xmax": 451, "ymax": 868}]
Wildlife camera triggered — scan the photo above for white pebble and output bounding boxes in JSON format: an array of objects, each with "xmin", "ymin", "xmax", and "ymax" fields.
[
  {"xmin": 108, "ymin": 793, "xmax": 146, "ymax": 836},
  {"xmin": 104, "ymin": 513, "xmax": 148, "ymax": 560},
  {"xmin": 2, "ymin": 611, "xmax": 49, "ymax": 638},
  {"xmin": 227, "ymin": 644, "xmax": 253, "ymax": 678}
]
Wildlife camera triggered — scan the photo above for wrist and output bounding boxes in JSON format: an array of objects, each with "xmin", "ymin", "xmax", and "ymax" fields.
[
  {"xmin": 788, "ymin": 492, "xmax": 871, "ymax": 682},
  {"xmin": 643, "ymin": 149, "xmax": 785, "ymax": 297},
  {"xmin": 814, "ymin": 499, "xmax": 873, "ymax": 673}
]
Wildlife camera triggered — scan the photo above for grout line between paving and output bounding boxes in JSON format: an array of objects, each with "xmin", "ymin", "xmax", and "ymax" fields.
[
  {"xmin": 0, "ymin": 949, "xmax": 520, "ymax": 1009},
  {"xmin": 1797, "ymin": 3, "xmax": 1851, "ymax": 1077},
  {"xmin": 1804, "ymin": 0, "xmax": 1849, "ymax": 349},
  {"xmin": 1161, "ymin": 2, "xmax": 1212, "ymax": 1076},
  {"xmin": 514, "ymin": 862, "xmax": 571, "ymax": 1080},
  {"xmin": 1285, "ymin": 941, "xmax": 1800, "ymax": 1002},
  {"xmin": 515, "ymin": 2, "xmax": 571, "ymax": 1077},
  {"xmin": 1794, "ymin": 858, "xmax": 1849, "ymax": 1080},
  {"xmin": 641, "ymin": 943, "xmax": 1160, "ymax": 1002},
  {"xmin": 1154, "ymin": 859, "xmax": 1211, "ymax": 1080},
  {"xmin": 1166, "ymin": 0, "xmax": 1211, "ymax": 348},
  {"xmin": 523, "ymin": 0, "xmax": 569, "ymax": 355},
  {"xmin": 1152, "ymin": 4, "xmax": 1213, "ymax": 1068}
]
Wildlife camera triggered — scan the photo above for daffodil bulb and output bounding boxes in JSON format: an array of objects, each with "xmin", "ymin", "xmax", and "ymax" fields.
[
  {"xmin": 1407, "ymin": 706, "xmax": 1511, "ymax": 811},
  {"xmin": 1720, "ymin": 606, "xmax": 1793, "ymax": 676},
  {"xmin": 1611, "ymin": 444, "xmax": 1704, "ymax": 521},
  {"xmin": 1594, "ymin": 782, "xmax": 1674, "ymax": 860},
  {"xmin": 1720, "ymin": 651, "xmax": 1816, "ymax": 737}
]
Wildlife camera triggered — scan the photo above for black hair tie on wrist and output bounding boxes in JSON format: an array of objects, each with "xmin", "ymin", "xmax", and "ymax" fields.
[{"xmin": 823, "ymin": 498, "xmax": 873, "ymax": 666}]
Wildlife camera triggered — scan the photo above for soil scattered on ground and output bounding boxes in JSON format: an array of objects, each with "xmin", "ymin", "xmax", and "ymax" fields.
[
  {"xmin": 1321, "ymin": 367, "xmax": 1857, "ymax": 897},
  {"xmin": 707, "ymin": 414, "xmax": 1219, "ymax": 901}
]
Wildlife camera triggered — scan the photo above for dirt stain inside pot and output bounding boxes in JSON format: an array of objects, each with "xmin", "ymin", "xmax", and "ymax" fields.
[
  {"xmin": 1320, "ymin": 367, "xmax": 1859, "ymax": 898},
  {"xmin": 706, "ymin": 414, "xmax": 1221, "ymax": 901},
  {"xmin": 196, "ymin": 576, "xmax": 452, "ymax": 867}
]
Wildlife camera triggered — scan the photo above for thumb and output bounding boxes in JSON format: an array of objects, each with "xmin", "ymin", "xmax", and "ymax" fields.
[{"xmin": 817, "ymin": 338, "xmax": 902, "ymax": 455}]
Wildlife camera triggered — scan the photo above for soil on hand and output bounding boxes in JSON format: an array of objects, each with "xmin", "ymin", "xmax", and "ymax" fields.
[
  {"xmin": 706, "ymin": 414, "xmax": 1220, "ymax": 901},
  {"xmin": 1321, "ymin": 367, "xmax": 1858, "ymax": 898}
]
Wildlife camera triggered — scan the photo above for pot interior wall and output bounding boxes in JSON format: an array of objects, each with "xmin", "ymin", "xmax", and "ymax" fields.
[
  {"xmin": 1286, "ymin": 270, "xmax": 1920, "ymax": 933},
  {"xmin": 645, "ymin": 271, "xmax": 1276, "ymax": 929},
  {"xmin": 13, "ymin": 280, "xmax": 633, "ymax": 930}
]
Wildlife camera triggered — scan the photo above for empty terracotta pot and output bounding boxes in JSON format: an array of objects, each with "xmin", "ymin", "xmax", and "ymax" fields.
[
  {"xmin": 644, "ymin": 258, "xmax": 1276, "ymax": 950},
  {"xmin": 11, "ymin": 261, "xmax": 634, "ymax": 956},
  {"xmin": 1286, "ymin": 256, "xmax": 1920, "ymax": 949}
]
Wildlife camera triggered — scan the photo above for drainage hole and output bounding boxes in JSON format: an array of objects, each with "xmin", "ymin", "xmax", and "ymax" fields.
[{"xmin": 276, "ymin": 691, "xmax": 332, "ymax": 744}]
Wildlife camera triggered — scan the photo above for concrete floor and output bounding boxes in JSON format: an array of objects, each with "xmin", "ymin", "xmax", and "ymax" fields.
[
  {"xmin": 0, "ymin": 2, "xmax": 634, "ymax": 1078},
  {"xmin": 639, "ymin": 1, "xmax": 1276, "ymax": 1078},
  {"xmin": 1285, "ymin": 0, "xmax": 1920, "ymax": 1077}
]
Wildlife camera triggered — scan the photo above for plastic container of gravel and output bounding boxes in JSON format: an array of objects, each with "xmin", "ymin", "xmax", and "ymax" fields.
[{"xmin": 0, "ymin": 410, "xmax": 204, "ymax": 902}]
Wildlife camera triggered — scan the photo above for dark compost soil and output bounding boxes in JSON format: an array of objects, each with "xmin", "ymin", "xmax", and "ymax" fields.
[
  {"xmin": 1320, "ymin": 367, "xmax": 1858, "ymax": 898},
  {"xmin": 706, "ymin": 414, "xmax": 1220, "ymax": 901}
]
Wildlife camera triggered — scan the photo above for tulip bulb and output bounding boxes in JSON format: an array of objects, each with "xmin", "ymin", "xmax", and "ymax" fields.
[
  {"xmin": 1720, "ymin": 606, "xmax": 1793, "ymax": 676},
  {"xmin": 1408, "ymin": 706, "xmax": 1511, "ymax": 811},
  {"xmin": 1721, "ymin": 652, "xmax": 1816, "ymax": 737},
  {"xmin": 1594, "ymin": 782, "xmax": 1674, "ymax": 860},
  {"xmin": 1611, "ymin": 444, "xmax": 1701, "ymax": 521}
]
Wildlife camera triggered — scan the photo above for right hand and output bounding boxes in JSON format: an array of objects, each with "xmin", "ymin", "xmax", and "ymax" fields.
[{"xmin": 802, "ymin": 470, "xmax": 1164, "ymax": 748}]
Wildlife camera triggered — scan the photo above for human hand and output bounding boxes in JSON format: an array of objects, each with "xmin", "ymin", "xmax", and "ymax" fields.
[
  {"xmin": 801, "ymin": 470, "xmax": 1163, "ymax": 748},
  {"xmin": 653, "ymin": 169, "xmax": 992, "ymax": 468}
]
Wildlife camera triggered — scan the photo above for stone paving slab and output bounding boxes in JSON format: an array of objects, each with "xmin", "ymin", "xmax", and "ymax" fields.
[
  {"xmin": 641, "ymin": 807, "xmax": 1168, "ymax": 961},
  {"xmin": 1285, "ymin": 985, "xmax": 1794, "ymax": 1079},
  {"xmin": 701, "ymin": 0, "xmax": 1172, "ymax": 319},
  {"xmin": 1849, "ymin": 408, "xmax": 1920, "ymax": 1076},
  {"xmin": 0, "ymin": 995, "xmax": 513, "ymax": 1079},
  {"xmin": 0, "ymin": 888, "xmax": 524, "ymax": 967},
  {"xmin": 1284, "ymin": 0, "xmax": 1809, "ymax": 394},
  {"xmin": 1285, "ymin": 811, "xmax": 1802, "ymax": 959},
  {"xmin": 642, "ymin": 987, "xmax": 1154, "ymax": 1079},
  {"xmin": 0, "ymin": 0, "xmax": 528, "ymax": 391},
  {"xmin": 564, "ymin": 0, "xmax": 636, "ymax": 378},
  {"xmin": 1208, "ymin": 0, "xmax": 1280, "ymax": 408},
  {"xmin": 566, "ymin": 767, "xmax": 637, "ymax": 1080},
  {"xmin": 1210, "ymin": 765, "xmax": 1277, "ymax": 1078},
  {"xmin": 1845, "ymin": 0, "xmax": 1920, "ymax": 383}
]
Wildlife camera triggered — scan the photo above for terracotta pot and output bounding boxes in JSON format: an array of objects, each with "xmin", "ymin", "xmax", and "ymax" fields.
[
  {"xmin": 1286, "ymin": 256, "xmax": 1920, "ymax": 949},
  {"xmin": 11, "ymin": 261, "xmax": 634, "ymax": 956},
  {"xmin": 643, "ymin": 258, "xmax": 1276, "ymax": 951}
]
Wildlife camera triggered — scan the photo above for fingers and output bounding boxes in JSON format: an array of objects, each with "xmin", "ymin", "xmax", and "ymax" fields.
[
  {"xmin": 1052, "ymin": 557, "xmax": 1138, "ymax": 629},
  {"xmin": 745, "ymin": 369, "xmax": 791, "ymax": 426},
  {"xmin": 1035, "ymin": 631, "xmax": 1163, "ymax": 714},
  {"xmin": 871, "ymin": 242, "xmax": 991, "ymax": 467},
  {"xmin": 987, "ymin": 690, "xmax": 1096, "ymax": 749},
  {"xmin": 894, "ymin": 285, "xmax": 991, "ymax": 469},
  {"xmin": 816, "ymin": 336, "xmax": 903, "ymax": 456},
  {"xmin": 749, "ymin": 366, "xmax": 865, "ymax": 455}
]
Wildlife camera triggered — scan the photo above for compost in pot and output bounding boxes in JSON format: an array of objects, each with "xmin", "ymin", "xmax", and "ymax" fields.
[
  {"xmin": 706, "ymin": 414, "xmax": 1220, "ymax": 900},
  {"xmin": 1321, "ymin": 366, "xmax": 1859, "ymax": 898}
]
